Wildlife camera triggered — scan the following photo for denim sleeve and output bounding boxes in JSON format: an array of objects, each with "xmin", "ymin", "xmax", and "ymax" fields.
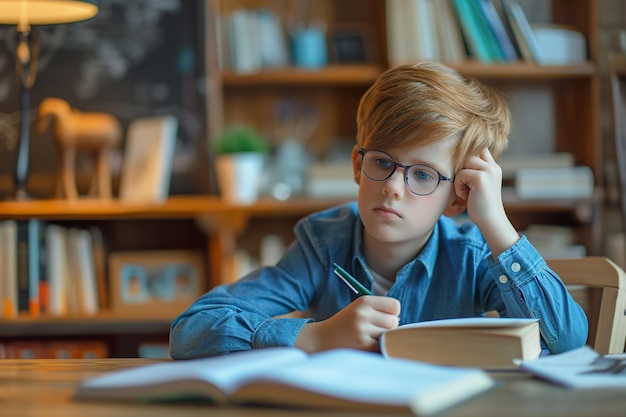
[
  {"xmin": 484, "ymin": 236, "xmax": 588, "ymax": 354},
  {"xmin": 169, "ymin": 239, "xmax": 322, "ymax": 360}
]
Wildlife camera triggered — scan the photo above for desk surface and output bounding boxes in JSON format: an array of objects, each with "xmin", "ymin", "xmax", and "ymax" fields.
[{"xmin": 1, "ymin": 358, "xmax": 625, "ymax": 417}]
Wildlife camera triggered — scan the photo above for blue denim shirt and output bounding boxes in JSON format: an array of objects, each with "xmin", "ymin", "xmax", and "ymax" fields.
[{"xmin": 169, "ymin": 202, "xmax": 588, "ymax": 359}]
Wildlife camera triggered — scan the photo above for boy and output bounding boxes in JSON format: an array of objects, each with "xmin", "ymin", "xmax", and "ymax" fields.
[{"xmin": 169, "ymin": 62, "xmax": 587, "ymax": 359}]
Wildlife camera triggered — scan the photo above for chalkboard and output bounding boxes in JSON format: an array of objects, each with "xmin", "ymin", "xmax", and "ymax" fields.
[{"xmin": 0, "ymin": 0, "xmax": 209, "ymax": 198}]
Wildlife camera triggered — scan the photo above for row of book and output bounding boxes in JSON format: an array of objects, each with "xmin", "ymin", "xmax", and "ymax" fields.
[
  {"xmin": 386, "ymin": 0, "xmax": 570, "ymax": 66},
  {"xmin": 0, "ymin": 220, "xmax": 106, "ymax": 319},
  {"xmin": 215, "ymin": 7, "xmax": 290, "ymax": 74},
  {"xmin": 0, "ymin": 340, "xmax": 170, "ymax": 359},
  {"xmin": 0, "ymin": 340, "xmax": 109, "ymax": 359}
]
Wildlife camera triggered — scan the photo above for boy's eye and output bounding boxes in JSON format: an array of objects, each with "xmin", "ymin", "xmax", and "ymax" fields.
[
  {"xmin": 375, "ymin": 158, "xmax": 394, "ymax": 170},
  {"xmin": 412, "ymin": 168, "xmax": 436, "ymax": 182}
]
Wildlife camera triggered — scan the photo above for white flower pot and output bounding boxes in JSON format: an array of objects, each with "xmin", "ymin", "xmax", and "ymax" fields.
[{"xmin": 215, "ymin": 152, "xmax": 264, "ymax": 204}]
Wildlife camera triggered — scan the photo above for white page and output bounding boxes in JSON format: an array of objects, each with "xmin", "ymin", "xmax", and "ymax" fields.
[
  {"xmin": 394, "ymin": 317, "xmax": 538, "ymax": 330},
  {"xmin": 237, "ymin": 349, "xmax": 494, "ymax": 414},
  {"xmin": 79, "ymin": 347, "xmax": 308, "ymax": 394}
]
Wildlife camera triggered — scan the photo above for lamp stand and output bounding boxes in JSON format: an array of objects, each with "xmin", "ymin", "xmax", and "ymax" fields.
[{"xmin": 14, "ymin": 26, "xmax": 38, "ymax": 200}]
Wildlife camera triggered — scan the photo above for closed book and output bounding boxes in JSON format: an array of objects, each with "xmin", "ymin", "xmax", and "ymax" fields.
[
  {"xmin": 467, "ymin": 0, "xmax": 506, "ymax": 61},
  {"xmin": 514, "ymin": 166, "xmax": 594, "ymax": 200},
  {"xmin": 432, "ymin": 0, "xmax": 466, "ymax": 63},
  {"xmin": 74, "ymin": 229, "xmax": 99, "ymax": 315},
  {"xmin": 500, "ymin": 0, "xmax": 541, "ymax": 61},
  {"xmin": 385, "ymin": 0, "xmax": 412, "ymax": 66},
  {"xmin": 478, "ymin": 0, "xmax": 518, "ymax": 61},
  {"xmin": 2, "ymin": 220, "xmax": 17, "ymax": 319},
  {"xmin": 450, "ymin": 0, "xmax": 493, "ymax": 62},
  {"xmin": 16, "ymin": 220, "xmax": 30, "ymax": 314},
  {"xmin": 46, "ymin": 224, "xmax": 69, "ymax": 317},
  {"xmin": 380, "ymin": 317, "xmax": 541, "ymax": 369},
  {"xmin": 75, "ymin": 347, "xmax": 495, "ymax": 415}
]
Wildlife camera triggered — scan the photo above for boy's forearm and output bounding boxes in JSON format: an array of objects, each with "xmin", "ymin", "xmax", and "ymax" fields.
[{"xmin": 477, "ymin": 210, "xmax": 520, "ymax": 259}]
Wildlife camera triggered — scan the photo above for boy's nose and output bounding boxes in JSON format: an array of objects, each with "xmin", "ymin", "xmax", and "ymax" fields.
[{"xmin": 383, "ymin": 168, "xmax": 406, "ymax": 198}]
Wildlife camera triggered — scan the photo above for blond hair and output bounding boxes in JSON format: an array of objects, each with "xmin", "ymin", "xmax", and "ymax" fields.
[{"xmin": 356, "ymin": 62, "xmax": 510, "ymax": 173}]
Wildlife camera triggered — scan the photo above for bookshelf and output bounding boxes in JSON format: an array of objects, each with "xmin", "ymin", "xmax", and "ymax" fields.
[
  {"xmin": 208, "ymin": 0, "xmax": 602, "ymax": 256},
  {"xmin": 0, "ymin": 196, "xmax": 349, "ymax": 357}
]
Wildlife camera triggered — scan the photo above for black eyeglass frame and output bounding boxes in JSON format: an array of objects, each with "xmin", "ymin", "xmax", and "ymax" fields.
[{"xmin": 358, "ymin": 148, "xmax": 454, "ymax": 196}]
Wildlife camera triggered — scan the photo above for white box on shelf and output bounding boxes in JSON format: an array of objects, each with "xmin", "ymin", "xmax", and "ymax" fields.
[{"xmin": 532, "ymin": 24, "xmax": 587, "ymax": 65}]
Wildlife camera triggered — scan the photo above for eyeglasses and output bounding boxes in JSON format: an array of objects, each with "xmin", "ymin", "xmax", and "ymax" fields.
[{"xmin": 358, "ymin": 148, "xmax": 454, "ymax": 196}]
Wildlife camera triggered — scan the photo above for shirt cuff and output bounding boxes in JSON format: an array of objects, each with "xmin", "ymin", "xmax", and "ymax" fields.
[
  {"xmin": 251, "ymin": 317, "xmax": 314, "ymax": 348},
  {"xmin": 485, "ymin": 235, "xmax": 547, "ymax": 288}
]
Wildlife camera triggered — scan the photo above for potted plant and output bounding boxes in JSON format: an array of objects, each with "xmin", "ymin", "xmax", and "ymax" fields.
[{"xmin": 213, "ymin": 125, "xmax": 269, "ymax": 204}]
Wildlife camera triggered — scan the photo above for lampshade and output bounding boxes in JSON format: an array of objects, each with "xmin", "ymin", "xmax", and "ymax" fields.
[{"xmin": 0, "ymin": 0, "xmax": 99, "ymax": 25}]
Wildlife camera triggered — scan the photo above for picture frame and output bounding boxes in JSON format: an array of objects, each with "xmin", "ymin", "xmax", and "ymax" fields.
[
  {"xmin": 109, "ymin": 251, "xmax": 204, "ymax": 314},
  {"xmin": 329, "ymin": 25, "xmax": 377, "ymax": 64},
  {"xmin": 118, "ymin": 115, "xmax": 179, "ymax": 203}
]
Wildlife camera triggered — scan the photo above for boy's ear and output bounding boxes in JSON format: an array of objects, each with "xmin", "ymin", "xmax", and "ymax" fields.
[
  {"xmin": 351, "ymin": 146, "xmax": 362, "ymax": 184},
  {"xmin": 443, "ymin": 193, "xmax": 467, "ymax": 217}
]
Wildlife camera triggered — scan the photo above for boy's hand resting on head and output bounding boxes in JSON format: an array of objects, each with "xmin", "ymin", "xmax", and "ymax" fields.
[
  {"xmin": 295, "ymin": 296, "xmax": 401, "ymax": 353},
  {"xmin": 453, "ymin": 149, "xmax": 520, "ymax": 258}
]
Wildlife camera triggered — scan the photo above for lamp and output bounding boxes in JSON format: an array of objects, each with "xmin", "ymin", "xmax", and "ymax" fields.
[{"xmin": 0, "ymin": 0, "xmax": 99, "ymax": 200}]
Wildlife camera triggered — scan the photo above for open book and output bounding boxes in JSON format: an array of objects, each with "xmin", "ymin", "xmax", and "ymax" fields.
[
  {"xmin": 74, "ymin": 347, "xmax": 495, "ymax": 415},
  {"xmin": 380, "ymin": 317, "xmax": 541, "ymax": 369}
]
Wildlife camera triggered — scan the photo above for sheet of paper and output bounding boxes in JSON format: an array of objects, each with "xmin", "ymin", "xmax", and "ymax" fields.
[{"xmin": 520, "ymin": 346, "xmax": 626, "ymax": 389}]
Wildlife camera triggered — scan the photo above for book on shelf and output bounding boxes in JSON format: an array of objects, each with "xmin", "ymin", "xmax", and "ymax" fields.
[
  {"xmin": 499, "ymin": 152, "xmax": 575, "ymax": 180},
  {"xmin": 407, "ymin": 0, "xmax": 440, "ymax": 61},
  {"xmin": 451, "ymin": 0, "xmax": 494, "ymax": 62},
  {"xmin": 380, "ymin": 317, "xmax": 542, "ymax": 369},
  {"xmin": 1, "ymin": 220, "xmax": 18, "ymax": 319},
  {"xmin": 386, "ymin": 0, "xmax": 465, "ymax": 66},
  {"xmin": 74, "ymin": 347, "xmax": 495, "ymax": 415},
  {"xmin": 522, "ymin": 224, "xmax": 586, "ymax": 260},
  {"xmin": 90, "ymin": 226, "xmax": 108, "ymax": 310},
  {"xmin": 385, "ymin": 0, "xmax": 412, "ymax": 66},
  {"xmin": 478, "ymin": 0, "xmax": 519, "ymax": 61},
  {"xmin": 45, "ymin": 224, "xmax": 69, "ymax": 316},
  {"xmin": 514, "ymin": 165, "xmax": 595, "ymax": 200},
  {"xmin": 14, "ymin": 219, "xmax": 45, "ymax": 318},
  {"xmin": 73, "ymin": 229, "xmax": 99, "ymax": 315},
  {"xmin": 499, "ymin": 0, "xmax": 541, "ymax": 62},
  {"xmin": 432, "ymin": 0, "xmax": 466, "ymax": 63}
]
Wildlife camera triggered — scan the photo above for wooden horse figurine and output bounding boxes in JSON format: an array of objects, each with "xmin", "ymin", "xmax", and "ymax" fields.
[{"xmin": 37, "ymin": 98, "xmax": 122, "ymax": 200}]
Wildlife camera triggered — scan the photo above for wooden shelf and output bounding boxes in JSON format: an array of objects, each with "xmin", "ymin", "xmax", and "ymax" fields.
[
  {"xmin": 449, "ymin": 62, "xmax": 597, "ymax": 79},
  {"xmin": 220, "ymin": 62, "xmax": 596, "ymax": 87},
  {"xmin": 0, "ymin": 311, "xmax": 177, "ymax": 337},
  {"xmin": 0, "ymin": 196, "xmax": 350, "ymax": 221},
  {"xmin": 221, "ymin": 64, "xmax": 385, "ymax": 86},
  {"xmin": 0, "ymin": 193, "xmax": 600, "ymax": 222}
]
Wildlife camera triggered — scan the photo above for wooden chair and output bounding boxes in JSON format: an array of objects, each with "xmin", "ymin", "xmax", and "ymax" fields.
[{"xmin": 548, "ymin": 257, "xmax": 626, "ymax": 354}]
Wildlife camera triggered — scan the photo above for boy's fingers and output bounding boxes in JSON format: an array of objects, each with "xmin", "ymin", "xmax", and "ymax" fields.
[{"xmin": 362, "ymin": 295, "xmax": 401, "ymax": 316}]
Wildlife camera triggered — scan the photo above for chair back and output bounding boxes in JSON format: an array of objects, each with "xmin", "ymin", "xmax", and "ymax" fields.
[{"xmin": 548, "ymin": 257, "xmax": 626, "ymax": 354}]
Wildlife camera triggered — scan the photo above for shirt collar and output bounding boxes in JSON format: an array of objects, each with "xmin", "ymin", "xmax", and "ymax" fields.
[{"xmin": 349, "ymin": 214, "xmax": 441, "ymax": 281}]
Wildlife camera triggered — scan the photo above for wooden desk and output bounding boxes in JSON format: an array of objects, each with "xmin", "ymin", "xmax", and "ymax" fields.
[{"xmin": 0, "ymin": 358, "xmax": 624, "ymax": 417}]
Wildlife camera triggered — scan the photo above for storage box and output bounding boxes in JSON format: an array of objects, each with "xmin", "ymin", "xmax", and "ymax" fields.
[{"xmin": 532, "ymin": 24, "xmax": 586, "ymax": 65}]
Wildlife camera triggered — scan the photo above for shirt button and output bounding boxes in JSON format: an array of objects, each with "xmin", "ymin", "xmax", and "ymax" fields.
[
  {"xmin": 499, "ymin": 275, "xmax": 508, "ymax": 284},
  {"xmin": 511, "ymin": 262, "xmax": 521, "ymax": 273}
]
